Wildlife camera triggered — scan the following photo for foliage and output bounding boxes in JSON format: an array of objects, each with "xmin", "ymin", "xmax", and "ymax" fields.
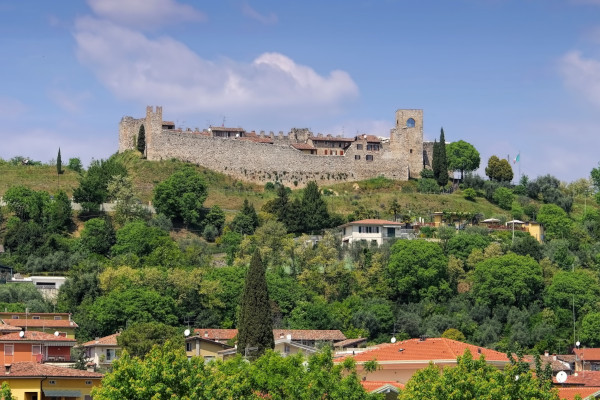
[
  {"xmin": 118, "ymin": 322, "xmax": 181, "ymax": 358},
  {"xmin": 137, "ymin": 124, "xmax": 146, "ymax": 156},
  {"xmin": 0, "ymin": 382, "xmax": 12, "ymax": 400},
  {"xmin": 111, "ymin": 220, "xmax": 171, "ymax": 258},
  {"xmin": 237, "ymin": 249, "xmax": 274, "ymax": 358},
  {"xmin": 4, "ymin": 185, "xmax": 48, "ymax": 222},
  {"xmin": 387, "ymin": 240, "xmax": 450, "ymax": 303},
  {"xmin": 205, "ymin": 205, "xmax": 226, "ymax": 235},
  {"xmin": 536, "ymin": 204, "xmax": 572, "ymax": 241},
  {"xmin": 433, "ymin": 129, "xmax": 449, "ymax": 186},
  {"xmin": 73, "ymin": 157, "xmax": 127, "ymax": 213},
  {"xmin": 418, "ymin": 178, "xmax": 440, "ymax": 194},
  {"xmin": 510, "ymin": 235, "xmax": 542, "ymax": 261},
  {"xmin": 67, "ymin": 157, "xmax": 83, "ymax": 173},
  {"xmin": 0, "ymin": 283, "xmax": 51, "ymax": 312},
  {"xmin": 463, "ymin": 188, "xmax": 477, "ymax": 201},
  {"xmin": 447, "ymin": 140, "xmax": 481, "ymax": 180},
  {"xmin": 493, "ymin": 187, "xmax": 514, "ymax": 210},
  {"xmin": 485, "ymin": 155, "xmax": 514, "ymax": 182},
  {"xmin": 107, "ymin": 175, "xmax": 149, "ymax": 225},
  {"xmin": 153, "ymin": 165, "xmax": 208, "ymax": 225},
  {"xmin": 398, "ymin": 349, "xmax": 558, "ymax": 400},
  {"xmin": 56, "ymin": 147, "xmax": 62, "ymax": 175},
  {"xmin": 446, "ymin": 233, "xmax": 491, "ymax": 261},
  {"xmin": 231, "ymin": 199, "xmax": 259, "ymax": 235},
  {"xmin": 527, "ymin": 175, "xmax": 573, "ymax": 212},
  {"xmin": 301, "ymin": 181, "xmax": 331, "ymax": 234},
  {"xmin": 80, "ymin": 217, "xmax": 116, "ymax": 256},
  {"xmin": 441, "ymin": 328, "xmax": 466, "ymax": 342}
]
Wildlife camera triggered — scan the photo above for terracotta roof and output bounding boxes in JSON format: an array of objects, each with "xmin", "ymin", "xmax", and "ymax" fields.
[
  {"xmin": 2, "ymin": 319, "xmax": 78, "ymax": 328},
  {"xmin": 553, "ymin": 371, "xmax": 600, "ymax": 386},
  {"xmin": 162, "ymin": 121, "xmax": 175, "ymax": 125},
  {"xmin": 0, "ymin": 331, "xmax": 75, "ymax": 343},
  {"xmin": 194, "ymin": 329, "xmax": 346, "ymax": 342},
  {"xmin": 0, "ymin": 323, "xmax": 24, "ymax": 332},
  {"xmin": 0, "ymin": 362, "xmax": 103, "ymax": 378},
  {"xmin": 290, "ymin": 143, "xmax": 316, "ymax": 150},
  {"xmin": 575, "ymin": 348, "xmax": 600, "ymax": 361},
  {"xmin": 334, "ymin": 338, "xmax": 368, "ymax": 348},
  {"xmin": 185, "ymin": 336, "xmax": 233, "ymax": 349},
  {"xmin": 210, "ymin": 126, "xmax": 245, "ymax": 132},
  {"xmin": 355, "ymin": 134, "xmax": 381, "ymax": 143},
  {"xmin": 310, "ymin": 137, "xmax": 354, "ymax": 142},
  {"xmin": 360, "ymin": 381, "xmax": 404, "ymax": 392},
  {"xmin": 339, "ymin": 219, "xmax": 405, "ymax": 228},
  {"xmin": 525, "ymin": 354, "xmax": 572, "ymax": 373},
  {"xmin": 81, "ymin": 333, "xmax": 120, "ymax": 347},
  {"xmin": 558, "ymin": 387, "xmax": 600, "ymax": 400},
  {"xmin": 345, "ymin": 338, "xmax": 509, "ymax": 364},
  {"xmin": 0, "ymin": 313, "xmax": 70, "ymax": 318}
]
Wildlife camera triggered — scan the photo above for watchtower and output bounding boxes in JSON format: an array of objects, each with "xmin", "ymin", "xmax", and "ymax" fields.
[{"xmin": 390, "ymin": 109, "xmax": 423, "ymax": 179}]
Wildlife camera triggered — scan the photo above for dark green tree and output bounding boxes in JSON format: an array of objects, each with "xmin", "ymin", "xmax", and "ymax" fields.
[
  {"xmin": 56, "ymin": 147, "xmax": 62, "ymax": 175},
  {"xmin": 237, "ymin": 249, "xmax": 274, "ymax": 358},
  {"xmin": 80, "ymin": 217, "xmax": 116, "ymax": 256},
  {"xmin": 137, "ymin": 124, "xmax": 146, "ymax": 156},
  {"xmin": 153, "ymin": 166, "xmax": 208, "ymax": 226},
  {"xmin": 446, "ymin": 140, "xmax": 480, "ymax": 180},
  {"xmin": 118, "ymin": 322, "xmax": 181, "ymax": 359},
  {"xmin": 205, "ymin": 205, "xmax": 226, "ymax": 235},
  {"xmin": 432, "ymin": 139, "xmax": 440, "ymax": 184},
  {"xmin": 73, "ymin": 158, "xmax": 127, "ymax": 212},
  {"xmin": 485, "ymin": 155, "xmax": 514, "ymax": 182},
  {"xmin": 67, "ymin": 157, "xmax": 83, "ymax": 173},
  {"xmin": 44, "ymin": 190, "xmax": 73, "ymax": 233},
  {"xmin": 436, "ymin": 128, "xmax": 449, "ymax": 186},
  {"xmin": 301, "ymin": 181, "xmax": 330, "ymax": 234},
  {"xmin": 230, "ymin": 199, "xmax": 259, "ymax": 235}
]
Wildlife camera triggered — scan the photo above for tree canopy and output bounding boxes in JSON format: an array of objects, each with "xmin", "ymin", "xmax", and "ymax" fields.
[
  {"xmin": 485, "ymin": 155, "xmax": 514, "ymax": 182},
  {"xmin": 446, "ymin": 140, "xmax": 480, "ymax": 180},
  {"xmin": 153, "ymin": 166, "xmax": 208, "ymax": 226}
]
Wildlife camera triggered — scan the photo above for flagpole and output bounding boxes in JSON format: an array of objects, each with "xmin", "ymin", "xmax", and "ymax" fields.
[{"xmin": 518, "ymin": 150, "xmax": 521, "ymax": 181}]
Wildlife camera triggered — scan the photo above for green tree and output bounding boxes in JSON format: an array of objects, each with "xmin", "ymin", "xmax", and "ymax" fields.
[
  {"xmin": 302, "ymin": 181, "xmax": 330, "ymax": 234},
  {"xmin": 67, "ymin": 157, "xmax": 83, "ymax": 173},
  {"xmin": 537, "ymin": 203, "xmax": 573, "ymax": 241},
  {"xmin": 485, "ymin": 155, "xmax": 514, "ymax": 182},
  {"xmin": 107, "ymin": 175, "xmax": 149, "ymax": 225},
  {"xmin": 56, "ymin": 147, "xmax": 62, "ymax": 175},
  {"xmin": 418, "ymin": 178, "xmax": 440, "ymax": 193},
  {"xmin": 592, "ymin": 162, "xmax": 600, "ymax": 204},
  {"xmin": 111, "ymin": 220, "xmax": 171, "ymax": 258},
  {"xmin": 472, "ymin": 254, "xmax": 543, "ymax": 310},
  {"xmin": 441, "ymin": 328, "xmax": 466, "ymax": 342},
  {"xmin": 463, "ymin": 187, "xmax": 477, "ymax": 201},
  {"xmin": 44, "ymin": 190, "xmax": 73, "ymax": 233},
  {"xmin": 205, "ymin": 205, "xmax": 226, "ymax": 235},
  {"xmin": 4, "ymin": 185, "xmax": 49, "ymax": 222},
  {"xmin": 80, "ymin": 217, "xmax": 115, "ymax": 256},
  {"xmin": 0, "ymin": 382, "xmax": 12, "ymax": 400},
  {"xmin": 446, "ymin": 233, "xmax": 491, "ymax": 261},
  {"xmin": 580, "ymin": 312, "xmax": 600, "ymax": 347},
  {"xmin": 73, "ymin": 158, "xmax": 127, "ymax": 213},
  {"xmin": 432, "ymin": 138, "xmax": 440, "ymax": 184},
  {"xmin": 398, "ymin": 349, "xmax": 558, "ymax": 400},
  {"xmin": 230, "ymin": 199, "xmax": 259, "ymax": 235},
  {"xmin": 137, "ymin": 124, "xmax": 146, "ymax": 156},
  {"xmin": 153, "ymin": 166, "xmax": 208, "ymax": 226},
  {"xmin": 237, "ymin": 249, "xmax": 274, "ymax": 358},
  {"xmin": 446, "ymin": 140, "xmax": 480, "ymax": 180},
  {"xmin": 436, "ymin": 128, "xmax": 449, "ymax": 186},
  {"xmin": 387, "ymin": 240, "xmax": 450, "ymax": 303},
  {"xmin": 118, "ymin": 322, "xmax": 181, "ymax": 358},
  {"xmin": 493, "ymin": 187, "xmax": 515, "ymax": 210},
  {"xmin": 389, "ymin": 198, "xmax": 401, "ymax": 221}
]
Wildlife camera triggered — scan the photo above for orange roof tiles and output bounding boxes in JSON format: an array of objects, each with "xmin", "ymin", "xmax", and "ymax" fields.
[
  {"xmin": 81, "ymin": 333, "xmax": 120, "ymax": 347},
  {"xmin": 360, "ymin": 380, "xmax": 404, "ymax": 392},
  {"xmin": 310, "ymin": 137, "xmax": 354, "ymax": 142},
  {"xmin": 0, "ymin": 331, "xmax": 75, "ymax": 343},
  {"xmin": 194, "ymin": 329, "xmax": 346, "ymax": 342},
  {"xmin": 575, "ymin": 348, "xmax": 600, "ymax": 361},
  {"xmin": 553, "ymin": 371, "xmax": 600, "ymax": 386},
  {"xmin": 2, "ymin": 319, "xmax": 78, "ymax": 328},
  {"xmin": 558, "ymin": 386, "xmax": 600, "ymax": 400},
  {"xmin": 1, "ymin": 362, "xmax": 103, "ymax": 378},
  {"xmin": 346, "ymin": 338, "xmax": 509, "ymax": 363}
]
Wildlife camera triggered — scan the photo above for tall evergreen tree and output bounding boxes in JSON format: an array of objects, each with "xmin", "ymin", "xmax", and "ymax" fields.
[
  {"xmin": 237, "ymin": 249, "xmax": 274, "ymax": 358},
  {"xmin": 56, "ymin": 148, "xmax": 62, "ymax": 175},
  {"xmin": 432, "ymin": 139, "xmax": 440, "ymax": 182},
  {"xmin": 437, "ymin": 128, "xmax": 449, "ymax": 186},
  {"xmin": 137, "ymin": 124, "xmax": 146, "ymax": 156},
  {"xmin": 302, "ymin": 181, "xmax": 330, "ymax": 234}
]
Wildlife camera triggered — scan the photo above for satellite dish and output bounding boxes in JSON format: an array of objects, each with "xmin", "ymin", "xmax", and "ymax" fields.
[
  {"xmin": 556, "ymin": 371, "xmax": 568, "ymax": 383},
  {"xmin": 184, "ymin": 329, "xmax": 190, "ymax": 337},
  {"xmin": 54, "ymin": 331, "xmax": 59, "ymax": 337},
  {"xmin": 576, "ymin": 341, "xmax": 581, "ymax": 347},
  {"xmin": 391, "ymin": 336, "xmax": 397, "ymax": 344},
  {"xmin": 19, "ymin": 331, "xmax": 24, "ymax": 338}
]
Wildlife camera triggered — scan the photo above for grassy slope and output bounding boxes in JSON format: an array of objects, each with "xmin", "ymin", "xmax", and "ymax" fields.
[{"xmin": 0, "ymin": 151, "xmax": 516, "ymax": 221}]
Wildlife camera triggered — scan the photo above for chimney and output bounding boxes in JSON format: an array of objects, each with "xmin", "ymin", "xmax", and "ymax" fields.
[
  {"xmin": 4, "ymin": 364, "xmax": 10, "ymax": 375},
  {"xmin": 477, "ymin": 348, "xmax": 482, "ymax": 354},
  {"xmin": 544, "ymin": 350, "xmax": 549, "ymax": 357},
  {"xmin": 553, "ymin": 355, "xmax": 557, "ymax": 361},
  {"xmin": 86, "ymin": 362, "xmax": 95, "ymax": 373}
]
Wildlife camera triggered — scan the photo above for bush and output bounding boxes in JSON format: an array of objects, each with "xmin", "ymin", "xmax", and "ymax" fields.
[
  {"xmin": 420, "ymin": 169, "xmax": 435, "ymax": 179},
  {"xmin": 493, "ymin": 187, "xmax": 514, "ymax": 210},
  {"xmin": 264, "ymin": 182, "xmax": 275, "ymax": 191},
  {"xmin": 463, "ymin": 188, "xmax": 477, "ymax": 201},
  {"xmin": 418, "ymin": 178, "xmax": 440, "ymax": 194},
  {"xmin": 203, "ymin": 224, "xmax": 218, "ymax": 242},
  {"xmin": 67, "ymin": 157, "xmax": 83, "ymax": 173}
]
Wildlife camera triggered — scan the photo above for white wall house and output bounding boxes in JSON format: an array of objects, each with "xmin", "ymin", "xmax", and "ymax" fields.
[
  {"xmin": 81, "ymin": 333, "xmax": 121, "ymax": 369},
  {"xmin": 339, "ymin": 219, "xmax": 415, "ymax": 246}
]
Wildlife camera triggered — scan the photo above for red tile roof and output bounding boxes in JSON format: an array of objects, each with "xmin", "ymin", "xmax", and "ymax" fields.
[
  {"xmin": 355, "ymin": 134, "xmax": 381, "ymax": 143},
  {"xmin": 310, "ymin": 137, "xmax": 354, "ymax": 142},
  {"xmin": 210, "ymin": 126, "xmax": 245, "ymax": 132},
  {"xmin": 334, "ymin": 338, "xmax": 368, "ymax": 348},
  {"xmin": 558, "ymin": 386, "xmax": 600, "ymax": 400},
  {"xmin": 0, "ymin": 331, "xmax": 75, "ymax": 343},
  {"xmin": 360, "ymin": 381, "xmax": 404, "ymax": 392},
  {"xmin": 525, "ymin": 354, "xmax": 572, "ymax": 373},
  {"xmin": 345, "ymin": 338, "xmax": 509, "ymax": 364},
  {"xmin": 575, "ymin": 348, "xmax": 600, "ymax": 361},
  {"xmin": 553, "ymin": 371, "xmax": 600, "ymax": 386},
  {"xmin": 194, "ymin": 329, "xmax": 346, "ymax": 342},
  {"xmin": 0, "ymin": 323, "xmax": 23, "ymax": 332},
  {"xmin": 340, "ymin": 219, "xmax": 405, "ymax": 228},
  {"xmin": 1, "ymin": 362, "xmax": 103, "ymax": 378},
  {"xmin": 291, "ymin": 143, "xmax": 316, "ymax": 150},
  {"xmin": 2, "ymin": 319, "xmax": 78, "ymax": 328},
  {"xmin": 81, "ymin": 333, "xmax": 120, "ymax": 347}
]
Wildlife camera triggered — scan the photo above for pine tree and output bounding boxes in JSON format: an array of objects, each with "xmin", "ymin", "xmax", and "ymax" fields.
[
  {"xmin": 437, "ymin": 128, "xmax": 449, "ymax": 186},
  {"xmin": 237, "ymin": 249, "xmax": 274, "ymax": 358},
  {"xmin": 137, "ymin": 124, "xmax": 146, "ymax": 156},
  {"xmin": 56, "ymin": 148, "xmax": 62, "ymax": 175}
]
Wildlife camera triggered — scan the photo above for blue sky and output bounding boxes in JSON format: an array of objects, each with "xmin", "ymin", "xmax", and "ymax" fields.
[{"xmin": 2, "ymin": 0, "xmax": 600, "ymax": 182}]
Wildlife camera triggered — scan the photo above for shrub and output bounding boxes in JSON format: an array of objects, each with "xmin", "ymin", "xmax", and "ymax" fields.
[
  {"xmin": 418, "ymin": 178, "xmax": 440, "ymax": 194},
  {"xmin": 463, "ymin": 188, "xmax": 477, "ymax": 201}
]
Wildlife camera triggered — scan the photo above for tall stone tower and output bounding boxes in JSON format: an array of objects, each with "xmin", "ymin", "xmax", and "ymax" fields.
[
  {"xmin": 144, "ymin": 106, "xmax": 162, "ymax": 160},
  {"xmin": 118, "ymin": 105, "xmax": 163, "ymax": 155},
  {"xmin": 389, "ymin": 109, "xmax": 423, "ymax": 179}
]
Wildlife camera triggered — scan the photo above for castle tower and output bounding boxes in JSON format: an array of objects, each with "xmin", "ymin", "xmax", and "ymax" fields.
[
  {"xmin": 389, "ymin": 109, "xmax": 423, "ymax": 179},
  {"xmin": 144, "ymin": 106, "xmax": 163, "ymax": 160}
]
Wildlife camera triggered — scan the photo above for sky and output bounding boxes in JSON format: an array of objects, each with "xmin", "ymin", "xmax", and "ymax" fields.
[{"xmin": 1, "ymin": 0, "xmax": 600, "ymax": 182}]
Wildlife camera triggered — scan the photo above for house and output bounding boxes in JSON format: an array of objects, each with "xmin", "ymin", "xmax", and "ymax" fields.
[
  {"xmin": 193, "ymin": 328, "xmax": 347, "ymax": 347},
  {"xmin": 574, "ymin": 348, "xmax": 600, "ymax": 372},
  {"xmin": 338, "ymin": 219, "xmax": 415, "ymax": 246},
  {"xmin": 8, "ymin": 275, "xmax": 67, "ymax": 301},
  {"xmin": 338, "ymin": 337, "xmax": 510, "ymax": 384},
  {"xmin": 557, "ymin": 386, "xmax": 600, "ymax": 400},
  {"xmin": 360, "ymin": 381, "xmax": 404, "ymax": 400},
  {"xmin": 185, "ymin": 335, "xmax": 233, "ymax": 363},
  {"xmin": 334, "ymin": 337, "xmax": 368, "ymax": 350},
  {"xmin": 0, "ymin": 313, "xmax": 78, "ymax": 339},
  {"xmin": 526, "ymin": 352, "xmax": 572, "ymax": 376},
  {"xmin": 81, "ymin": 333, "xmax": 121, "ymax": 368},
  {"xmin": 218, "ymin": 337, "xmax": 318, "ymax": 361},
  {"xmin": 0, "ymin": 361, "xmax": 102, "ymax": 400},
  {"xmin": 0, "ymin": 331, "xmax": 76, "ymax": 365},
  {"xmin": 553, "ymin": 370, "xmax": 600, "ymax": 387}
]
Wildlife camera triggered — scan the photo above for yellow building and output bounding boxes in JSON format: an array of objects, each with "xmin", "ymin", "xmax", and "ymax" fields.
[
  {"xmin": 0, "ymin": 361, "xmax": 102, "ymax": 400},
  {"xmin": 524, "ymin": 221, "xmax": 544, "ymax": 243},
  {"xmin": 185, "ymin": 336, "xmax": 233, "ymax": 362},
  {"xmin": 0, "ymin": 313, "xmax": 78, "ymax": 339}
]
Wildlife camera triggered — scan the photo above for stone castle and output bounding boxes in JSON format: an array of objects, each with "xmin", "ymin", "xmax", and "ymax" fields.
[{"xmin": 119, "ymin": 106, "xmax": 435, "ymax": 187}]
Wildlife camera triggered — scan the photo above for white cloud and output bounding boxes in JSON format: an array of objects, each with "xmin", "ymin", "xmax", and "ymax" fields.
[
  {"xmin": 87, "ymin": 0, "xmax": 205, "ymax": 29},
  {"xmin": 73, "ymin": 17, "xmax": 358, "ymax": 116},
  {"xmin": 559, "ymin": 50, "xmax": 600, "ymax": 107},
  {"xmin": 241, "ymin": 2, "xmax": 278, "ymax": 25}
]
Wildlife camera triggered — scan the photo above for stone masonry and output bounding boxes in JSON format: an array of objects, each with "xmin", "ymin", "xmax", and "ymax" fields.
[{"xmin": 119, "ymin": 106, "xmax": 434, "ymax": 187}]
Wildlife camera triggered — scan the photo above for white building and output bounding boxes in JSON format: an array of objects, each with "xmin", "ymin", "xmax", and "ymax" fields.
[
  {"xmin": 338, "ymin": 219, "xmax": 415, "ymax": 246},
  {"xmin": 81, "ymin": 333, "xmax": 121, "ymax": 369}
]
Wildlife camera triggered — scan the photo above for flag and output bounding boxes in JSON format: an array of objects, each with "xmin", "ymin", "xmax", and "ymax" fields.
[{"xmin": 513, "ymin": 153, "xmax": 520, "ymax": 164}]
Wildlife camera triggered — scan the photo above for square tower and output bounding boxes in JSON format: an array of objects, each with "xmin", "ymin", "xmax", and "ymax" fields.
[{"xmin": 390, "ymin": 109, "xmax": 424, "ymax": 179}]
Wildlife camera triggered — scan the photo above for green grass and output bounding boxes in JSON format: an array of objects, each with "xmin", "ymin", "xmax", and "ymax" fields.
[{"xmin": 0, "ymin": 164, "xmax": 80, "ymax": 196}]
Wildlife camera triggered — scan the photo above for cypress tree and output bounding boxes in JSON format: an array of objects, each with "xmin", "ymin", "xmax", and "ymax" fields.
[
  {"xmin": 237, "ymin": 249, "xmax": 274, "ymax": 358},
  {"xmin": 137, "ymin": 124, "xmax": 146, "ymax": 156},
  {"xmin": 432, "ymin": 139, "xmax": 440, "ymax": 182},
  {"xmin": 437, "ymin": 128, "xmax": 449, "ymax": 186},
  {"xmin": 56, "ymin": 148, "xmax": 62, "ymax": 175},
  {"xmin": 301, "ymin": 181, "xmax": 330, "ymax": 234}
]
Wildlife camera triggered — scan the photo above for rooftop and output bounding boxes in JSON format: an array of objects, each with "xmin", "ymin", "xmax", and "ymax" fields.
[
  {"xmin": 1, "ymin": 362, "xmax": 103, "ymax": 378},
  {"xmin": 557, "ymin": 387, "xmax": 600, "ymax": 400},
  {"xmin": 574, "ymin": 348, "xmax": 600, "ymax": 361},
  {"xmin": 360, "ymin": 381, "xmax": 404, "ymax": 393},
  {"xmin": 0, "ymin": 331, "xmax": 76, "ymax": 343},
  {"xmin": 553, "ymin": 371, "xmax": 600, "ymax": 386},
  {"xmin": 2, "ymin": 319, "xmax": 78, "ymax": 329},
  {"xmin": 194, "ymin": 328, "xmax": 346, "ymax": 342},
  {"xmin": 81, "ymin": 333, "xmax": 120, "ymax": 347}
]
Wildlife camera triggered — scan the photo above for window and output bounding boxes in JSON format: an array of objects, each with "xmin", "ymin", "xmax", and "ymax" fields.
[
  {"xmin": 85, "ymin": 396, "xmax": 92, "ymax": 400},
  {"xmin": 106, "ymin": 349, "xmax": 115, "ymax": 361},
  {"xmin": 49, "ymin": 380, "xmax": 56, "ymax": 385},
  {"xmin": 284, "ymin": 344, "xmax": 290, "ymax": 354},
  {"xmin": 355, "ymin": 155, "xmax": 360, "ymax": 160},
  {"xmin": 32, "ymin": 345, "xmax": 41, "ymax": 355},
  {"xmin": 4, "ymin": 345, "xmax": 13, "ymax": 356},
  {"xmin": 85, "ymin": 380, "xmax": 92, "ymax": 385},
  {"xmin": 356, "ymin": 144, "xmax": 363, "ymax": 150},
  {"xmin": 11, "ymin": 316, "xmax": 18, "ymax": 319},
  {"xmin": 54, "ymin": 316, "xmax": 62, "ymax": 320},
  {"xmin": 406, "ymin": 118, "xmax": 415, "ymax": 128},
  {"xmin": 32, "ymin": 316, "xmax": 40, "ymax": 320},
  {"xmin": 410, "ymin": 149, "xmax": 413, "ymax": 154},
  {"xmin": 324, "ymin": 150, "xmax": 328, "ymax": 155},
  {"xmin": 366, "ymin": 155, "xmax": 373, "ymax": 161},
  {"xmin": 340, "ymin": 151, "xmax": 344, "ymax": 155},
  {"xmin": 367, "ymin": 144, "xmax": 379, "ymax": 151},
  {"xmin": 186, "ymin": 342, "xmax": 192, "ymax": 352}
]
